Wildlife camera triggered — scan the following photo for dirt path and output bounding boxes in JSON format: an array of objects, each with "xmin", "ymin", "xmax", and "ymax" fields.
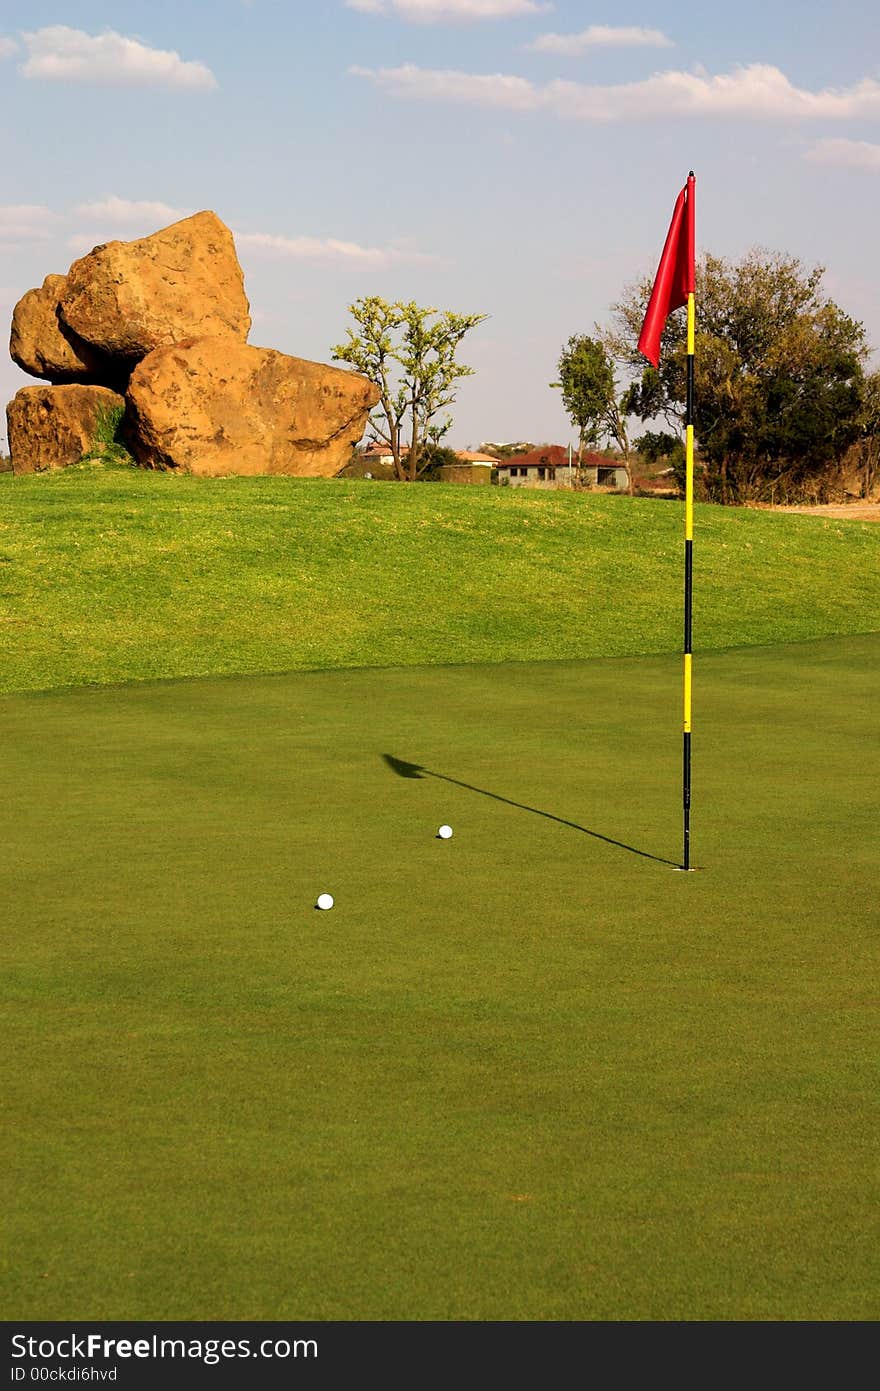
[{"xmin": 773, "ymin": 502, "xmax": 880, "ymax": 522}]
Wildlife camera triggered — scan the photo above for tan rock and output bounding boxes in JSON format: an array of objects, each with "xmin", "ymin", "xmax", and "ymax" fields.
[
  {"xmin": 124, "ymin": 337, "xmax": 379, "ymax": 477},
  {"xmin": 58, "ymin": 211, "xmax": 251, "ymax": 363},
  {"xmin": 10, "ymin": 274, "xmax": 119, "ymax": 385},
  {"xmin": 6, "ymin": 384, "xmax": 125, "ymax": 474}
]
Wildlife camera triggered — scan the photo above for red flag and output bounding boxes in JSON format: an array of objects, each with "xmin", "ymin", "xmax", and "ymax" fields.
[{"xmin": 638, "ymin": 174, "xmax": 696, "ymax": 368}]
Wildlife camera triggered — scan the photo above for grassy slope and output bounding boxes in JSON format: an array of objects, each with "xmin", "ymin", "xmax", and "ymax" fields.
[
  {"xmin": 2, "ymin": 637, "xmax": 877, "ymax": 1319},
  {"xmin": 1, "ymin": 466, "xmax": 878, "ymax": 693}
]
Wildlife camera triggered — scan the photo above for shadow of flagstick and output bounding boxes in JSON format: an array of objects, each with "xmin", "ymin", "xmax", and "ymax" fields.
[{"xmin": 382, "ymin": 754, "xmax": 679, "ymax": 868}]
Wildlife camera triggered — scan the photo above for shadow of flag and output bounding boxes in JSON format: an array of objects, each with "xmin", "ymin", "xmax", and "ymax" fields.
[
  {"xmin": 380, "ymin": 752, "xmax": 678, "ymax": 867},
  {"xmin": 382, "ymin": 754, "xmax": 427, "ymax": 779}
]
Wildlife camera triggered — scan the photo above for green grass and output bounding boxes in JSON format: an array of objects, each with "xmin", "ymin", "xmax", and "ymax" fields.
[
  {"xmin": 2, "ymin": 636, "xmax": 878, "ymax": 1319},
  {"xmin": 0, "ymin": 467, "xmax": 877, "ymax": 693},
  {"xmin": 2, "ymin": 467, "xmax": 877, "ymax": 1318},
  {"xmin": 91, "ymin": 402, "xmax": 126, "ymax": 448}
]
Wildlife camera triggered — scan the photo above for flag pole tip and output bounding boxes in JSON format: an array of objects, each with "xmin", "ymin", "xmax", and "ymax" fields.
[{"xmin": 688, "ymin": 169, "xmax": 695, "ymax": 177}]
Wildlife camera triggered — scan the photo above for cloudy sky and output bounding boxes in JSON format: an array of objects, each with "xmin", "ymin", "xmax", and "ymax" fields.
[{"xmin": 1, "ymin": 0, "xmax": 878, "ymax": 447}]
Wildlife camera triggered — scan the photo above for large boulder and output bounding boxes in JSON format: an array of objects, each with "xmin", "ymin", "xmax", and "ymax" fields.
[
  {"xmin": 58, "ymin": 211, "xmax": 251, "ymax": 364},
  {"xmin": 124, "ymin": 337, "xmax": 379, "ymax": 477},
  {"xmin": 10, "ymin": 274, "xmax": 121, "ymax": 386},
  {"xmin": 7, "ymin": 384, "xmax": 125, "ymax": 474}
]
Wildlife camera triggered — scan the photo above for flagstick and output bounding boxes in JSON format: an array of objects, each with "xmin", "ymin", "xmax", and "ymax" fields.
[
  {"xmin": 682, "ymin": 282, "xmax": 695, "ymax": 870},
  {"xmin": 636, "ymin": 169, "xmax": 696, "ymax": 869}
]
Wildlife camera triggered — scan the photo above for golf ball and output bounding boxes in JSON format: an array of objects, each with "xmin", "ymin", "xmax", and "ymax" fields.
[
  {"xmin": 316, "ymin": 893, "xmax": 334, "ymax": 911},
  {"xmin": 437, "ymin": 825, "xmax": 453, "ymax": 840}
]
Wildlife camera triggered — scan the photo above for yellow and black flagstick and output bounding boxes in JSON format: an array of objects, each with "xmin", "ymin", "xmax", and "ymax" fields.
[
  {"xmin": 682, "ymin": 286, "xmax": 695, "ymax": 870},
  {"xmin": 681, "ymin": 172, "xmax": 696, "ymax": 871},
  {"xmin": 638, "ymin": 168, "xmax": 697, "ymax": 869}
]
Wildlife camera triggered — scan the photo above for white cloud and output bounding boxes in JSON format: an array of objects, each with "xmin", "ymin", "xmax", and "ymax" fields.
[
  {"xmin": 74, "ymin": 195, "xmax": 190, "ymax": 224},
  {"xmin": 528, "ymin": 25, "xmax": 673, "ymax": 54},
  {"xmin": 350, "ymin": 63, "xmax": 539, "ymax": 109},
  {"xmin": 805, "ymin": 137, "xmax": 880, "ymax": 170},
  {"xmin": 345, "ymin": 0, "xmax": 550, "ymax": 20},
  {"xmin": 19, "ymin": 26, "xmax": 217, "ymax": 89},
  {"xmin": 1, "ymin": 198, "xmax": 194, "ymax": 255},
  {"xmin": 235, "ymin": 230, "xmax": 440, "ymax": 268},
  {"xmin": 0, "ymin": 204, "xmax": 59, "ymax": 244},
  {"xmin": 352, "ymin": 62, "xmax": 880, "ymax": 121},
  {"xmin": 0, "ymin": 36, "xmax": 18, "ymax": 57}
]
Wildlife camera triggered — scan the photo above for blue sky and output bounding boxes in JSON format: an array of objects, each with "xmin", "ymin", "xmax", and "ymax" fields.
[{"xmin": 2, "ymin": 0, "xmax": 878, "ymax": 447}]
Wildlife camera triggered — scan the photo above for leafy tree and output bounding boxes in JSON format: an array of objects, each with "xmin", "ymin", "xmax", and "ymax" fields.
[
  {"xmin": 633, "ymin": 430, "xmax": 681, "ymax": 463},
  {"xmin": 552, "ymin": 334, "xmax": 633, "ymax": 493},
  {"xmin": 606, "ymin": 250, "xmax": 869, "ymax": 503},
  {"xmin": 332, "ymin": 296, "xmax": 487, "ymax": 481}
]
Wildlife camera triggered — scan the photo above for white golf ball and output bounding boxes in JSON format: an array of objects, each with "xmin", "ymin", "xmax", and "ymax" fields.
[
  {"xmin": 437, "ymin": 825, "xmax": 453, "ymax": 840},
  {"xmin": 316, "ymin": 893, "xmax": 334, "ymax": 911}
]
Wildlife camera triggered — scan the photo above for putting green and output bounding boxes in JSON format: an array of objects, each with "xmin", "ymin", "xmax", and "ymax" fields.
[{"xmin": 2, "ymin": 635, "xmax": 878, "ymax": 1319}]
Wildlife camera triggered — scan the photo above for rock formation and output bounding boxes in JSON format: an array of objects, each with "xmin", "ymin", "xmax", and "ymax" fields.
[
  {"xmin": 6, "ymin": 209, "xmax": 376, "ymax": 477},
  {"xmin": 58, "ymin": 211, "xmax": 251, "ymax": 363},
  {"xmin": 6, "ymin": 384, "xmax": 125, "ymax": 473},
  {"xmin": 125, "ymin": 337, "xmax": 380, "ymax": 477}
]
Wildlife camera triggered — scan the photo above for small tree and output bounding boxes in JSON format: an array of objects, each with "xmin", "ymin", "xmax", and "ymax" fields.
[
  {"xmin": 633, "ymin": 430, "xmax": 687, "ymax": 493},
  {"xmin": 852, "ymin": 370, "xmax": 880, "ymax": 498},
  {"xmin": 411, "ymin": 442, "xmax": 460, "ymax": 482},
  {"xmin": 478, "ymin": 441, "xmax": 534, "ymax": 460},
  {"xmin": 332, "ymin": 296, "xmax": 487, "ymax": 481},
  {"xmin": 552, "ymin": 334, "xmax": 633, "ymax": 494}
]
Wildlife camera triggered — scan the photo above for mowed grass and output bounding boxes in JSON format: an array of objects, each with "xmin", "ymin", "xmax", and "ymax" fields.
[
  {"xmin": 1, "ymin": 466, "xmax": 878, "ymax": 694},
  {"xmin": 2, "ymin": 635, "xmax": 878, "ymax": 1320}
]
